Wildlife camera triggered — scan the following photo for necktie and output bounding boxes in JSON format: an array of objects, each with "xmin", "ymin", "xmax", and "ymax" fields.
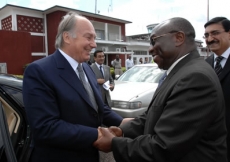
[
  {"xmin": 100, "ymin": 65, "xmax": 104, "ymax": 78},
  {"xmin": 77, "ymin": 64, "xmax": 98, "ymax": 111},
  {"xmin": 157, "ymin": 72, "xmax": 167, "ymax": 88},
  {"xmin": 215, "ymin": 56, "xmax": 224, "ymax": 76}
]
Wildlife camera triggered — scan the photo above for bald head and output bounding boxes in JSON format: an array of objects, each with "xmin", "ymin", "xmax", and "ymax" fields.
[{"xmin": 153, "ymin": 17, "xmax": 196, "ymax": 42}]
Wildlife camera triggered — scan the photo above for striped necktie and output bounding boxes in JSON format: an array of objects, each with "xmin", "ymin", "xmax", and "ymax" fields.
[
  {"xmin": 77, "ymin": 64, "xmax": 98, "ymax": 111},
  {"xmin": 215, "ymin": 56, "xmax": 224, "ymax": 76}
]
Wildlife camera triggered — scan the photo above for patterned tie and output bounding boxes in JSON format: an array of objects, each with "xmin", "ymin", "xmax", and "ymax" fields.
[
  {"xmin": 77, "ymin": 64, "xmax": 98, "ymax": 111},
  {"xmin": 100, "ymin": 65, "xmax": 104, "ymax": 78},
  {"xmin": 215, "ymin": 56, "xmax": 224, "ymax": 76},
  {"xmin": 157, "ymin": 72, "xmax": 167, "ymax": 88}
]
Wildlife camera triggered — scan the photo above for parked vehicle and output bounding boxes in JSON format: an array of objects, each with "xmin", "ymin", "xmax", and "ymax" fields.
[
  {"xmin": 0, "ymin": 74, "xmax": 30, "ymax": 162},
  {"xmin": 111, "ymin": 64, "xmax": 165, "ymax": 118}
]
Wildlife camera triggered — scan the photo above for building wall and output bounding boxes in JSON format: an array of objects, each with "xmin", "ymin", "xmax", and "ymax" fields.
[
  {"xmin": 46, "ymin": 10, "xmax": 66, "ymax": 55},
  {"xmin": 0, "ymin": 30, "xmax": 31, "ymax": 74}
]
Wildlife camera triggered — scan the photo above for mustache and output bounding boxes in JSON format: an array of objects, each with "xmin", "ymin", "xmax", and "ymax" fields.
[{"xmin": 207, "ymin": 40, "xmax": 218, "ymax": 45}]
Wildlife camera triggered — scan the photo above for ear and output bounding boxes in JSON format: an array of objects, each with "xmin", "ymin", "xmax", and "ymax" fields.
[
  {"xmin": 174, "ymin": 32, "xmax": 185, "ymax": 47},
  {"xmin": 62, "ymin": 32, "xmax": 71, "ymax": 45},
  {"xmin": 228, "ymin": 30, "xmax": 230, "ymax": 40}
]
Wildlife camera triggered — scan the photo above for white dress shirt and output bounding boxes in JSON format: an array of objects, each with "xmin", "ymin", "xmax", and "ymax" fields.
[{"xmin": 213, "ymin": 47, "xmax": 230, "ymax": 68}]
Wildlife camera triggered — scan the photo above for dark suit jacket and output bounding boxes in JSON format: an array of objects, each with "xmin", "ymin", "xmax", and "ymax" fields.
[
  {"xmin": 22, "ymin": 50, "xmax": 122, "ymax": 162},
  {"xmin": 91, "ymin": 63, "xmax": 114, "ymax": 107},
  {"xmin": 206, "ymin": 54, "xmax": 230, "ymax": 160},
  {"xmin": 112, "ymin": 50, "xmax": 227, "ymax": 162}
]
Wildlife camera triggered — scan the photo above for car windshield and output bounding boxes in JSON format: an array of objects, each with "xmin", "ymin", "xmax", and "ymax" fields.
[{"xmin": 118, "ymin": 65, "xmax": 164, "ymax": 83}]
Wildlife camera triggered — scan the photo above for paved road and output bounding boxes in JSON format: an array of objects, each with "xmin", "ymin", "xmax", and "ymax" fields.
[{"xmin": 99, "ymin": 151, "xmax": 116, "ymax": 162}]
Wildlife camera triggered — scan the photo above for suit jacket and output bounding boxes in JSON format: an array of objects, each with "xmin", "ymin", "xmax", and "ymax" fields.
[
  {"xmin": 91, "ymin": 63, "xmax": 114, "ymax": 107},
  {"xmin": 206, "ymin": 54, "xmax": 230, "ymax": 160},
  {"xmin": 22, "ymin": 50, "xmax": 122, "ymax": 162},
  {"xmin": 112, "ymin": 50, "xmax": 227, "ymax": 162}
]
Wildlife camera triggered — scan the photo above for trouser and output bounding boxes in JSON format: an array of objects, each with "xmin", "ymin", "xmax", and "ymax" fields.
[{"xmin": 114, "ymin": 69, "xmax": 123, "ymax": 76}]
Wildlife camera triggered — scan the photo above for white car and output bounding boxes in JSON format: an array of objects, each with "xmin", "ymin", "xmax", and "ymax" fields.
[{"xmin": 111, "ymin": 63, "xmax": 165, "ymax": 118}]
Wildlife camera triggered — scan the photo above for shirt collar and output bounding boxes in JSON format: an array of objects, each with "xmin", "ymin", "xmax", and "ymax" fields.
[
  {"xmin": 95, "ymin": 62, "xmax": 103, "ymax": 69},
  {"xmin": 58, "ymin": 49, "xmax": 79, "ymax": 71},
  {"xmin": 214, "ymin": 47, "xmax": 230, "ymax": 60},
  {"xmin": 167, "ymin": 53, "xmax": 189, "ymax": 75}
]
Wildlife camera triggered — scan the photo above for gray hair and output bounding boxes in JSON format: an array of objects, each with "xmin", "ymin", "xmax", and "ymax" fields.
[{"xmin": 55, "ymin": 11, "xmax": 82, "ymax": 49}]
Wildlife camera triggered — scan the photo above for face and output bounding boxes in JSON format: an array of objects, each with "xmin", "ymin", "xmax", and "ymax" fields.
[
  {"xmin": 149, "ymin": 25, "xmax": 178, "ymax": 70},
  {"xmin": 128, "ymin": 55, "xmax": 131, "ymax": 59},
  {"xmin": 67, "ymin": 17, "xmax": 97, "ymax": 63},
  {"xmin": 94, "ymin": 52, "xmax": 105, "ymax": 65},
  {"xmin": 204, "ymin": 23, "xmax": 230, "ymax": 56}
]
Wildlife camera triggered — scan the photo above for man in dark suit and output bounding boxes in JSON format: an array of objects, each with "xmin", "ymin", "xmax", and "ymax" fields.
[
  {"xmin": 204, "ymin": 17, "xmax": 230, "ymax": 161},
  {"xmin": 22, "ymin": 11, "xmax": 124, "ymax": 162},
  {"xmin": 93, "ymin": 17, "xmax": 227, "ymax": 162},
  {"xmin": 91, "ymin": 50, "xmax": 114, "ymax": 107}
]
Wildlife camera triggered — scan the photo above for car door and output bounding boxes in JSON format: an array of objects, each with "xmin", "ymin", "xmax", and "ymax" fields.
[
  {"xmin": 0, "ymin": 102, "xmax": 17, "ymax": 162},
  {"xmin": 0, "ymin": 81, "xmax": 31, "ymax": 162}
]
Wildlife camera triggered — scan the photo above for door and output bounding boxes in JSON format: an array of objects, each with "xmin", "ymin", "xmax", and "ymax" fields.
[{"xmin": 0, "ymin": 102, "xmax": 17, "ymax": 162}]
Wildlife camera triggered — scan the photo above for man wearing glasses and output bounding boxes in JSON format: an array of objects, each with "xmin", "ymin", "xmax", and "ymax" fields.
[
  {"xmin": 204, "ymin": 17, "xmax": 230, "ymax": 161},
  {"xmin": 93, "ymin": 17, "xmax": 227, "ymax": 162}
]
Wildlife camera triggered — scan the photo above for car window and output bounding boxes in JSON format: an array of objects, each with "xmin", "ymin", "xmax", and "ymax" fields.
[
  {"xmin": 0, "ymin": 103, "xmax": 17, "ymax": 162},
  {"xmin": 118, "ymin": 66, "xmax": 164, "ymax": 83},
  {"xmin": 1, "ymin": 86, "xmax": 23, "ymax": 107}
]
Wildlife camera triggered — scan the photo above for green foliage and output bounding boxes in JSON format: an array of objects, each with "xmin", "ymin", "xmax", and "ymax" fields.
[
  {"xmin": 110, "ymin": 67, "xmax": 126, "ymax": 79},
  {"xmin": 13, "ymin": 75, "xmax": 23, "ymax": 79},
  {"xmin": 23, "ymin": 63, "xmax": 30, "ymax": 70}
]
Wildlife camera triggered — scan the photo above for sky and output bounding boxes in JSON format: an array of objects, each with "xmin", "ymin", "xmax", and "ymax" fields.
[{"xmin": 1, "ymin": 0, "xmax": 230, "ymax": 45}]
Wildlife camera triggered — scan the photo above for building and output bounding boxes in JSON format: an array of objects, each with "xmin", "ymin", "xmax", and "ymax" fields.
[
  {"xmin": 0, "ymin": 4, "xmax": 133, "ymax": 74},
  {"xmin": 0, "ymin": 4, "xmax": 209, "ymax": 75}
]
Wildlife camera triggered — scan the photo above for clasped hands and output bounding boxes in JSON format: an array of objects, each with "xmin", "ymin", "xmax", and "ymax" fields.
[{"xmin": 93, "ymin": 126, "xmax": 122, "ymax": 153}]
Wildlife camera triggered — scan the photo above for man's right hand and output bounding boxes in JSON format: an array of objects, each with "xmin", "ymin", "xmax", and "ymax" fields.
[
  {"xmin": 108, "ymin": 126, "xmax": 123, "ymax": 137},
  {"xmin": 97, "ymin": 79, "xmax": 105, "ymax": 84}
]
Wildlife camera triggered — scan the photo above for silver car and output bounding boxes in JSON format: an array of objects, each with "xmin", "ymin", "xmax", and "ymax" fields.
[{"xmin": 111, "ymin": 63, "xmax": 165, "ymax": 118}]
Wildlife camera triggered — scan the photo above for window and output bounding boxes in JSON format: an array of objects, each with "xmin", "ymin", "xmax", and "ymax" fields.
[{"xmin": 95, "ymin": 29, "xmax": 105, "ymax": 40}]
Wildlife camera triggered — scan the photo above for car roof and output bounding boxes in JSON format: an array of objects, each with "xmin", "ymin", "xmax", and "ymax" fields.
[
  {"xmin": 134, "ymin": 63, "xmax": 158, "ymax": 67},
  {"xmin": 0, "ymin": 74, "xmax": 22, "ymax": 90}
]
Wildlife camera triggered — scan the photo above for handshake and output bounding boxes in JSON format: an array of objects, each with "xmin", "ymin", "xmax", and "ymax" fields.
[
  {"xmin": 93, "ymin": 126, "xmax": 122, "ymax": 153},
  {"xmin": 93, "ymin": 118, "xmax": 133, "ymax": 152}
]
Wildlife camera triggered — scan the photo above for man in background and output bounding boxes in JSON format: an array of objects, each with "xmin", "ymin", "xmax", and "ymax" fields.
[
  {"xmin": 204, "ymin": 17, "xmax": 230, "ymax": 161},
  {"xmin": 144, "ymin": 57, "xmax": 149, "ymax": 64},
  {"xmin": 91, "ymin": 50, "xmax": 114, "ymax": 107},
  {"xmin": 125, "ymin": 54, "xmax": 134, "ymax": 70},
  {"xmin": 112, "ymin": 54, "xmax": 123, "ymax": 76}
]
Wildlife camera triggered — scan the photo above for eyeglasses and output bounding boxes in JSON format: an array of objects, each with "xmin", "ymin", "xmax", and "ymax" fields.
[
  {"xmin": 203, "ymin": 30, "xmax": 226, "ymax": 39},
  {"xmin": 150, "ymin": 30, "xmax": 179, "ymax": 46}
]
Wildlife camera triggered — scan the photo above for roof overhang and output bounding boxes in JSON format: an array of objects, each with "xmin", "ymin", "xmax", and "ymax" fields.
[{"xmin": 0, "ymin": 4, "xmax": 132, "ymax": 24}]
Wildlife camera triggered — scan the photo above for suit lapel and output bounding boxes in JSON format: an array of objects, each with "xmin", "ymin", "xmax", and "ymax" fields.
[
  {"xmin": 206, "ymin": 54, "xmax": 214, "ymax": 68},
  {"xmin": 92, "ymin": 64, "xmax": 104, "ymax": 78},
  {"xmin": 219, "ymin": 55, "xmax": 230, "ymax": 81},
  {"xmin": 83, "ymin": 63, "xmax": 104, "ymax": 112},
  {"xmin": 53, "ymin": 51, "xmax": 96, "ymax": 111},
  {"xmin": 206, "ymin": 53, "xmax": 230, "ymax": 81},
  {"xmin": 103, "ymin": 66, "xmax": 109, "ymax": 80}
]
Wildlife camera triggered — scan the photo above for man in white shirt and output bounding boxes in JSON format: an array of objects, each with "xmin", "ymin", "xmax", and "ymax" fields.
[{"xmin": 125, "ymin": 55, "xmax": 134, "ymax": 70}]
